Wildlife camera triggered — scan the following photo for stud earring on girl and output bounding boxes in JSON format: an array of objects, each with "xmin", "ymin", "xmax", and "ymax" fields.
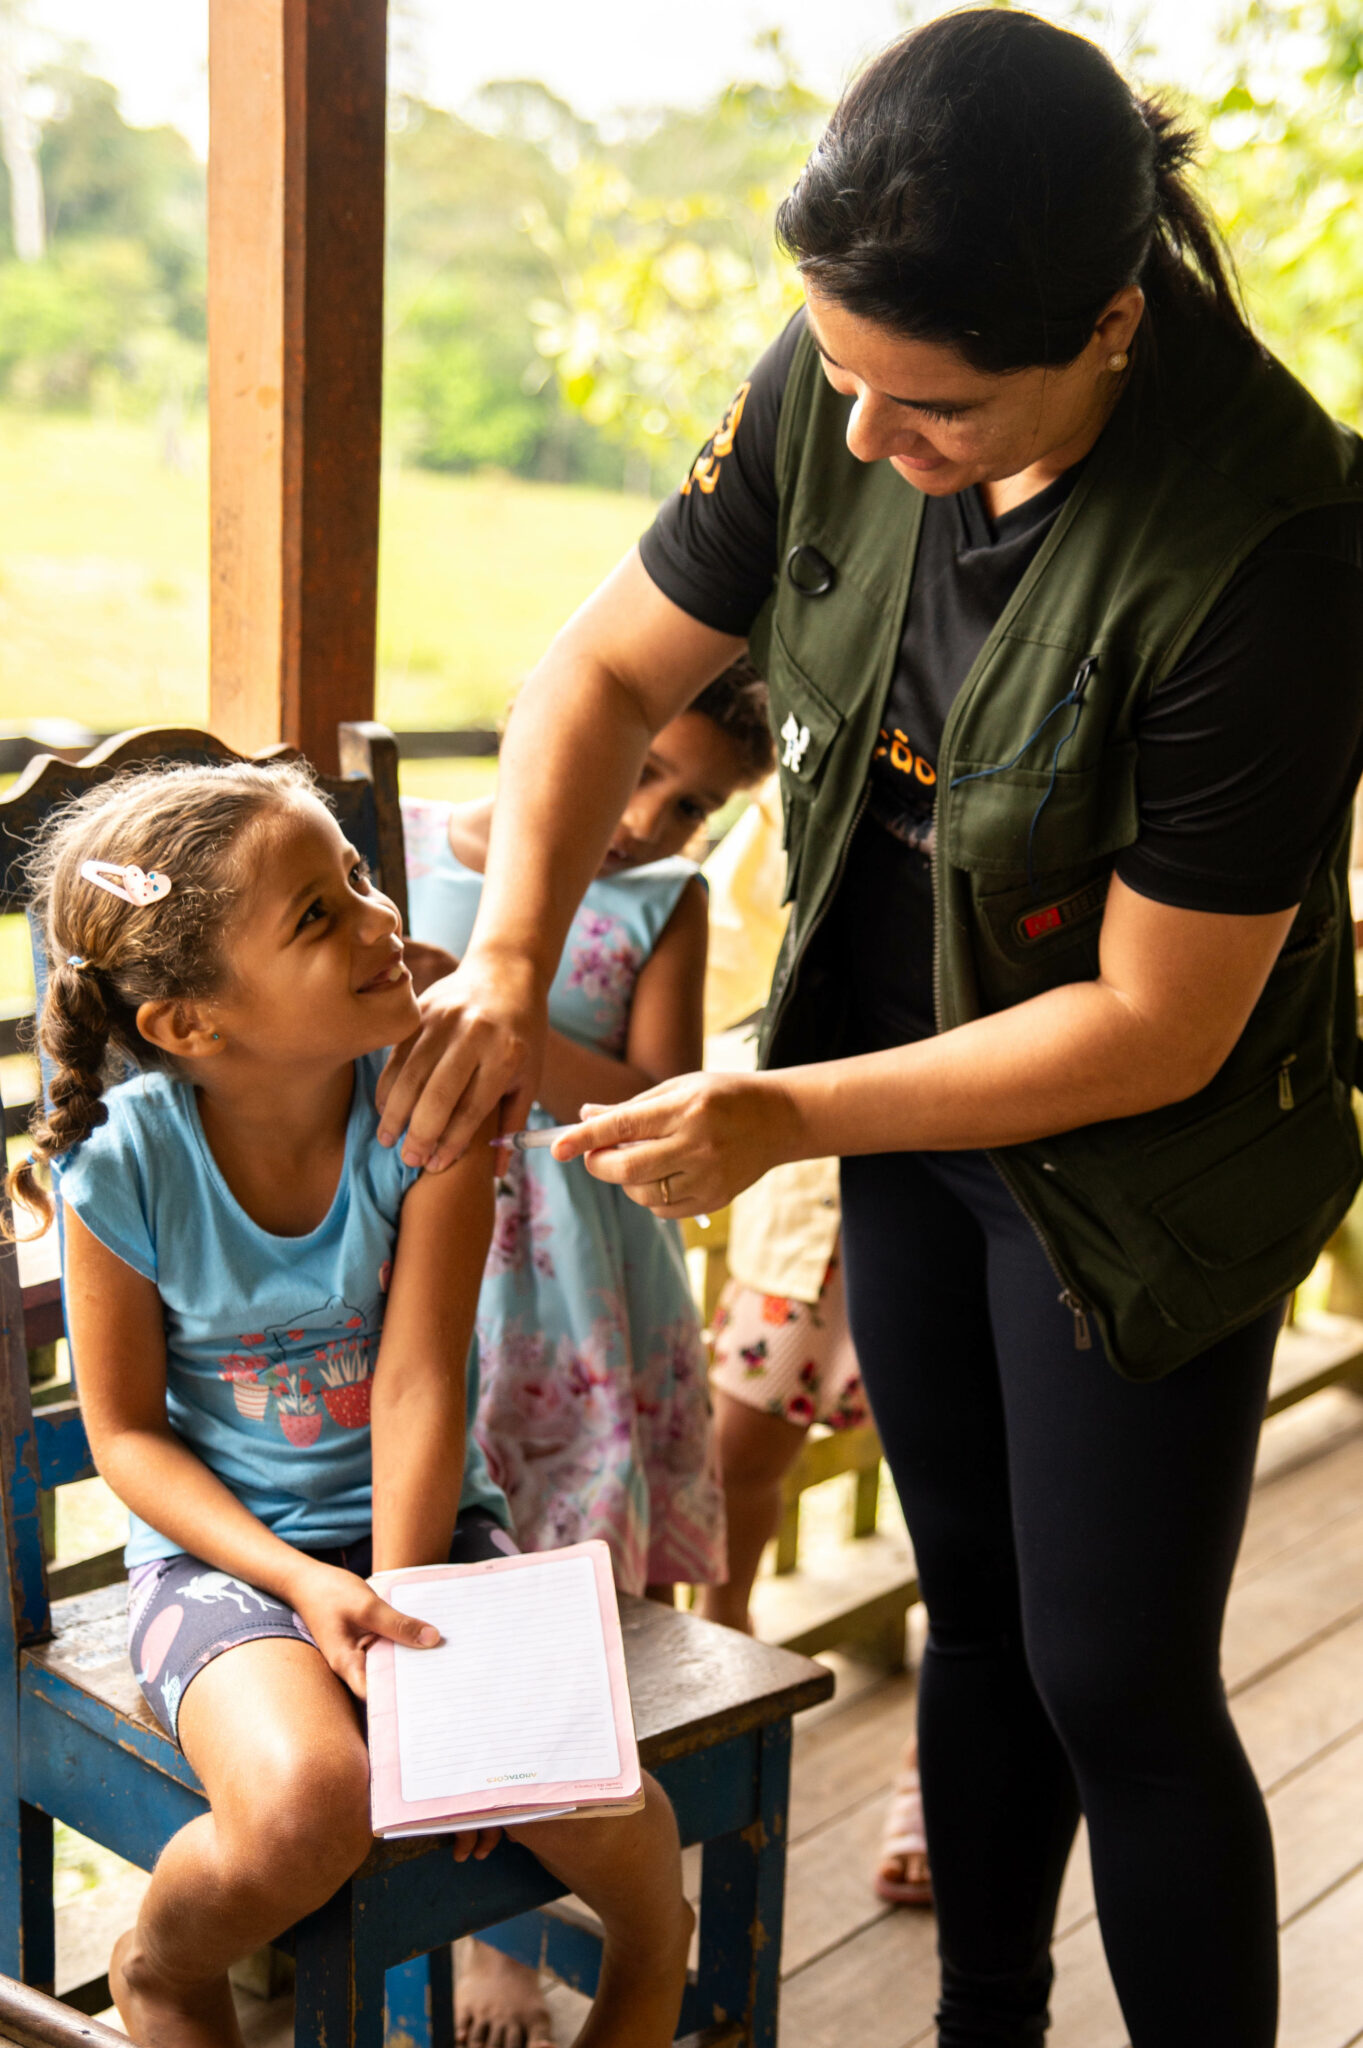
[{"xmin": 1107, "ymin": 350, "xmax": 1129, "ymax": 372}]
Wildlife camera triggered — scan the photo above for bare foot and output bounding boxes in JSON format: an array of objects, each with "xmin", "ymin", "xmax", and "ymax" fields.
[
  {"xmin": 570, "ymin": 1897, "xmax": 694, "ymax": 2048},
  {"xmin": 455, "ymin": 1939, "xmax": 554, "ymax": 2048},
  {"xmin": 110, "ymin": 1929, "xmax": 245, "ymax": 2048}
]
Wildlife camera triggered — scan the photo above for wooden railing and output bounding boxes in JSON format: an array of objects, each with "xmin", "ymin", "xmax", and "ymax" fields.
[{"xmin": 0, "ymin": 727, "xmax": 500, "ymax": 776}]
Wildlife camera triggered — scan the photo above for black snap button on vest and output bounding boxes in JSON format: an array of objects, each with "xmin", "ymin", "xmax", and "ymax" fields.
[{"xmin": 785, "ymin": 544, "xmax": 836, "ymax": 596}]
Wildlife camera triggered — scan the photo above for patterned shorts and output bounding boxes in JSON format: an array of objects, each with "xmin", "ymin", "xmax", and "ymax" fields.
[
  {"xmin": 709, "ymin": 1248, "xmax": 868, "ymax": 1431},
  {"xmin": 127, "ymin": 1507, "xmax": 518, "ymax": 1743}
]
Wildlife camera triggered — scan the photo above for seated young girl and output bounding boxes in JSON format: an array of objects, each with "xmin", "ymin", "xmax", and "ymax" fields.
[
  {"xmin": 12, "ymin": 761, "xmax": 692, "ymax": 2048},
  {"xmin": 401, "ymin": 662, "xmax": 775, "ymax": 1603}
]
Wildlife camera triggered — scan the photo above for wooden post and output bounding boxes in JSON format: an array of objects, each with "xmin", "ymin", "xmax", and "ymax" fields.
[{"xmin": 208, "ymin": 0, "xmax": 388, "ymax": 775}]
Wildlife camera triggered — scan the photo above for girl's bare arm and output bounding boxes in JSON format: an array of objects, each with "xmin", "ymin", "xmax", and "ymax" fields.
[
  {"xmin": 368, "ymin": 1113, "xmax": 497, "ymax": 1573},
  {"xmin": 533, "ymin": 877, "xmax": 708, "ymax": 1123}
]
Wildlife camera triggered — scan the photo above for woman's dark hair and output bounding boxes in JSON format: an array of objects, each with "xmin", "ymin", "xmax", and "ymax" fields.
[
  {"xmin": 775, "ymin": 8, "xmax": 1253, "ymax": 372},
  {"xmin": 7, "ymin": 759, "xmax": 319, "ymax": 1233},
  {"xmin": 689, "ymin": 657, "xmax": 776, "ymax": 785}
]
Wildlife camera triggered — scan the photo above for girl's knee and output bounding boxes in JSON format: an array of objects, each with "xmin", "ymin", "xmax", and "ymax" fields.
[{"xmin": 220, "ymin": 1740, "xmax": 373, "ymax": 1894}]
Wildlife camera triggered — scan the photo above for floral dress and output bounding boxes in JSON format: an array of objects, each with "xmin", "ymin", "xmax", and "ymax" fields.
[{"xmin": 402, "ymin": 799, "xmax": 726, "ymax": 1593}]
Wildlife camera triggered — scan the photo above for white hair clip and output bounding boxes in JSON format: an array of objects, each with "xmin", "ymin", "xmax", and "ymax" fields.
[{"xmin": 79, "ymin": 860, "xmax": 174, "ymax": 907}]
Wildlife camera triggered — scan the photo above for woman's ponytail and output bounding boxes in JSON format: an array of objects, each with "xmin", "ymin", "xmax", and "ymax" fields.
[{"xmin": 1137, "ymin": 96, "xmax": 1252, "ymax": 346}]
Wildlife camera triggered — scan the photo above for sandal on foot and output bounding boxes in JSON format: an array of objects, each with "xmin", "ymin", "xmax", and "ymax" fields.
[{"xmin": 873, "ymin": 1760, "xmax": 934, "ymax": 1907}]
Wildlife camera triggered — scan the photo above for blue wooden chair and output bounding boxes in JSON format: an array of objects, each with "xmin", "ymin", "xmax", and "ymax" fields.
[{"xmin": 0, "ymin": 723, "xmax": 834, "ymax": 2047}]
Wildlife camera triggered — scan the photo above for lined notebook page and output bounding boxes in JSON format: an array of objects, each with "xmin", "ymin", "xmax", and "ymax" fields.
[{"xmin": 391, "ymin": 1554, "xmax": 621, "ymax": 1805}]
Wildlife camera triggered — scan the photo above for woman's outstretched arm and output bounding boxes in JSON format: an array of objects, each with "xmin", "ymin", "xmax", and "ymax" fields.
[
  {"xmin": 375, "ymin": 550, "xmax": 742, "ymax": 1171},
  {"xmin": 551, "ymin": 879, "xmax": 1300, "ymax": 1213}
]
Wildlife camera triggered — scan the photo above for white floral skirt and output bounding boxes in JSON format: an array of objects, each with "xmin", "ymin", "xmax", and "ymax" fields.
[{"xmin": 474, "ymin": 1139, "xmax": 727, "ymax": 1593}]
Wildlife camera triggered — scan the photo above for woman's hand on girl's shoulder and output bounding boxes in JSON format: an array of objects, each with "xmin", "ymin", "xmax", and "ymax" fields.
[
  {"xmin": 286, "ymin": 1557, "xmax": 442, "ymax": 1700},
  {"xmin": 376, "ymin": 947, "xmax": 546, "ymax": 1173}
]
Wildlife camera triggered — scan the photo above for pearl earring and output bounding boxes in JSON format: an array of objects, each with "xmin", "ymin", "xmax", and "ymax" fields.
[{"xmin": 1107, "ymin": 350, "xmax": 1129, "ymax": 373}]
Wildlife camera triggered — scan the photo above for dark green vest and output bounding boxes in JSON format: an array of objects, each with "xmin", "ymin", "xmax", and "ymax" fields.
[{"xmin": 749, "ymin": 322, "xmax": 1363, "ymax": 1379}]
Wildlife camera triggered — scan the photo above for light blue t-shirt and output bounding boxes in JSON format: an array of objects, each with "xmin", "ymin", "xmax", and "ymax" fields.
[{"xmin": 57, "ymin": 1051, "xmax": 507, "ymax": 1566}]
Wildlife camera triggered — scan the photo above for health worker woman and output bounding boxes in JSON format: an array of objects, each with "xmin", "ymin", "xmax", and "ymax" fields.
[{"xmin": 377, "ymin": 13, "xmax": 1363, "ymax": 2042}]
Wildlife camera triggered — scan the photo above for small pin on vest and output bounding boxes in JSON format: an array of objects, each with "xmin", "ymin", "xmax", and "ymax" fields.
[{"xmin": 780, "ymin": 715, "xmax": 811, "ymax": 774}]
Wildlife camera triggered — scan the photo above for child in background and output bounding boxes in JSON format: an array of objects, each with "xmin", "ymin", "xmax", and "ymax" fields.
[
  {"xmin": 13, "ymin": 762, "xmax": 693, "ymax": 2048},
  {"xmin": 403, "ymin": 662, "xmax": 774, "ymax": 2048},
  {"xmin": 402, "ymin": 661, "xmax": 774, "ymax": 1601},
  {"xmin": 699, "ymin": 780, "xmax": 933, "ymax": 1911},
  {"xmin": 703, "ymin": 1157, "xmax": 863, "ymax": 1625}
]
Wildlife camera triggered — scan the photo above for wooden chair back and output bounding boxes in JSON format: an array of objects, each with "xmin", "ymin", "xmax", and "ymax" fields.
[{"xmin": 0, "ymin": 722, "xmax": 405, "ymax": 1657}]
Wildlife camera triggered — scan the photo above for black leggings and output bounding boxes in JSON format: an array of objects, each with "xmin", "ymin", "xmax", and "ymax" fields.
[{"xmin": 839, "ymin": 1147, "xmax": 1279, "ymax": 2048}]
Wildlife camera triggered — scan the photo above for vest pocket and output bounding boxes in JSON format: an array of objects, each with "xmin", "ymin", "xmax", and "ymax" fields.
[
  {"xmin": 767, "ymin": 624, "xmax": 847, "ymax": 906},
  {"xmin": 767, "ymin": 623, "xmax": 845, "ymax": 795},
  {"xmin": 973, "ymin": 865, "xmax": 1109, "ymax": 979},
  {"xmin": 945, "ymin": 744, "xmax": 1138, "ymax": 882},
  {"xmin": 1151, "ymin": 1084, "xmax": 1358, "ymax": 1275},
  {"xmin": 1045, "ymin": 1070, "xmax": 1360, "ymax": 1337}
]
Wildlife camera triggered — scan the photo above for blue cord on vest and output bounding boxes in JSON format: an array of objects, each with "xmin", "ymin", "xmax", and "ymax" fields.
[{"xmin": 949, "ymin": 656, "xmax": 1099, "ymax": 891}]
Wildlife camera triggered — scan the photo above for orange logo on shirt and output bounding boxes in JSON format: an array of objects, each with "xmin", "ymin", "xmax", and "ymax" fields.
[
  {"xmin": 681, "ymin": 382, "xmax": 751, "ymax": 496},
  {"xmin": 873, "ymin": 727, "xmax": 937, "ymax": 786}
]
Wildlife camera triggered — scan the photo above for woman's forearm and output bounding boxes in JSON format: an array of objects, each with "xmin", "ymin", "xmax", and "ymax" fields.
[
  {"xmin": 469, "ymin": 656, "xmax": 653, "ymax": 989},
  {"xmin": 775, "ymin": 889, "xmax": 1298, "ymax": 1161},
  {"xmin": 773, "ymin": 977, "xmax": 1233, "ymax": 1164},
  {"xmin": 97, "ymin": 1428, "xmax": 317, "ymax": 1603},
  {"xmin": 466, "ymin": 552, "xmax": 743, "ymax": 986}
]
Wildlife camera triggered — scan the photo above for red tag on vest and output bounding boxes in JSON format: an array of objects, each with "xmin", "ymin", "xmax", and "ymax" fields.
[{"xmin": 1021, "ymin": 905, "xmax": 1064, "ymax": 940}]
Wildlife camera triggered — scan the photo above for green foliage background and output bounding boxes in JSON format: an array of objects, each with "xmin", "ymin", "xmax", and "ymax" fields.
[
  {"xmin": 1, "ymin": 4, "xmax": 1361, "ymax": 474},
  {"xmin": 1202, "ymin": 0, "xmax": 1363, "ymax": 424},
  {"xmin": 0, "ymin": 1, "xmax": 1360, "ymax": 740}
]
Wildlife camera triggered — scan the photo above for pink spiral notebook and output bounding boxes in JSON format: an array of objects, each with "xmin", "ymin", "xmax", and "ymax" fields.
[{"xmin": 366, "ymin": 1539, "xmax": 642, "ymax": 1839}]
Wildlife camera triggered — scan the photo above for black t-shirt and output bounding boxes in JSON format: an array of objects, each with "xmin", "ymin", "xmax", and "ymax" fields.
[{"xmin": 640, "ymin": 311, "xmax": 1363, "ymax": 1038}]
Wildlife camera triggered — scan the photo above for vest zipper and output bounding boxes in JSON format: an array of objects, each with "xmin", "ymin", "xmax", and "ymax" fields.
[
  {"xmin": 989, "ymin": 1147, "xmax": 1096, "ymax": 1350},
  {"xmin": 1060, "ymin": 1289, "xmax": 1093, "ymax": 1350},
  {"xmin": 930, "ymin": 655, "xmax": 1099, "ymax": 1356},
  {"xmin": 1279, "ymin": 1056, "xmax": 1296, "ymax": 1110}
]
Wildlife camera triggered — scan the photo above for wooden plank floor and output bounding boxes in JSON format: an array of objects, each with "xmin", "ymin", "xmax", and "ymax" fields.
[
  {"xmin": 70, "ymin": 1381, "xmax": 1363, "ymax": 2046},
  {"xmin": 774, "ymin": 1383, "xmax": 1363, "ymax": 2048}
]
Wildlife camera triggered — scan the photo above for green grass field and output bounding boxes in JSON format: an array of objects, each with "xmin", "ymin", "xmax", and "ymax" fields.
[
  {"xmin": 0, "ymin": 407, "xmax": 655, "ymax": 734},
  {"xmin": 0, "ymin": 405, "xmax": 658, "ymax": 1009}
]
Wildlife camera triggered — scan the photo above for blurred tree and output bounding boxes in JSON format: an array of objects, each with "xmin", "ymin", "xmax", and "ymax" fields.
[
  {"xmin": 384, "ymin": 92, "xmax": 611, "ymax": 477},
  {"xmin": 0, "ymin": 235, "xmax": 157, "ymax": 402},
  {"xmin": 524, "ymin": 44, "xmax": 825, "ymax": 481},
  {"xmin": 0, "ymin": 61, "xmax": 204, "ymax": 411},
  {"xmin": 39, "ymin": 67, "xmax": 204, "ymax": 339},
  {"xmin": 0, "ymin": 0, "xmax": 44, "ymax": 259},
  {"xmin": 1201, "ymin": 0, "xmax": 1363, "ymax": 422}
]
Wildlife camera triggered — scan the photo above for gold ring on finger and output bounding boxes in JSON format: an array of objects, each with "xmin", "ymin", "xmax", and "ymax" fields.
[{"xmin": 658, "ymin": 1174, "xmax": 674, "ymax": 1205}]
